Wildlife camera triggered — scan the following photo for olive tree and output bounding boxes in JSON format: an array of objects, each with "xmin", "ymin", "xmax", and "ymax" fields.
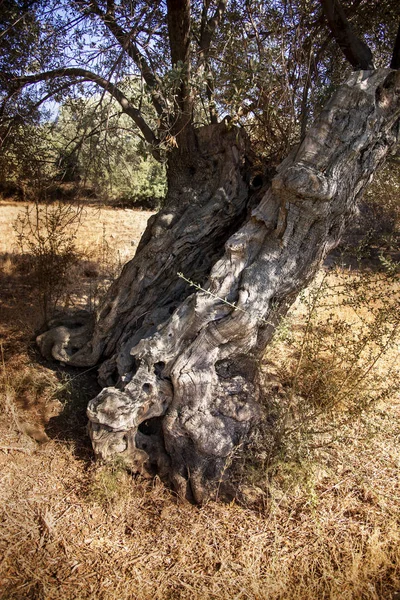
[{"xmin": 1, "ymin": 0, "xmax": 400, "ymax": 502}]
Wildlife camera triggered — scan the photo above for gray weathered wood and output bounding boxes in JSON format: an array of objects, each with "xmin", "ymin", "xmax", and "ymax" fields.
[
  {"xmin": 41, "ymin": 69, "xmax": 400, "ymax": 502},
  {"xmin": 37, "ymin": 123, "xmax": 265, "ymax": 383}
]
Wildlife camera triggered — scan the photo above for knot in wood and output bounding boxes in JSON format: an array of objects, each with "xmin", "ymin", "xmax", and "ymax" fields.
[{"xmin": 273, "ymin": 164, "xmax": 336, "ymax": 203}]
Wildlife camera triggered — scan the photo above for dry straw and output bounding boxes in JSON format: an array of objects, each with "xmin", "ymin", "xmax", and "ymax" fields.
[{"xmin": 0, "ymin": 199, "xmax": 399, "ymax": 600}]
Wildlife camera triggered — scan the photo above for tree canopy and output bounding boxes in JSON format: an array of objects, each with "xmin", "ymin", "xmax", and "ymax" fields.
[{"xmin": 1, "ymin": 0, "xmax": 399, "ymax": 169}]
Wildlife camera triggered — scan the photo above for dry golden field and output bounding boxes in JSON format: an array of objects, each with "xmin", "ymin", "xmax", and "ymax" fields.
[
  {"xmin": 0, "ymin": 199, "xmax": 399, "ymax": 600},
  {"xmin": 0, "ymin": 200, "xmax": 153, "ymax": 258}
]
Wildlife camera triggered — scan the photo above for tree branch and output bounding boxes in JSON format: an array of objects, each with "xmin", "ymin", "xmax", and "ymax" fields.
[
  {"xmin": 106, "ymin": 0, "xmax": 115, "ymax": 18},
  {"xmin": 2, "ymin": 67, "xmax": 160, "ymax": 157},
  {"xmin": 166, "ymin": 0, "xmax": 194, "ymax": 140},
  {"xmin": 80, "ymin": 0, "xmax": 166, "ymax": 118},
  {"xmin": 167, "ymin": 0, "xmax": 191, "ymax": 66},
  {"xmin": 320, "ymin": 0, "xmax": 374, "ymax": 69},
  {"xmin": 199, "ymin": 0, "xmax": 227, "ymax": 53},
  {"xmin": 199, "ymin": 0, "xmax": 227, "ymax": 123},
  {"xmin": 390, "ymin": 22, "xmax": 400, "ymax": 69}
]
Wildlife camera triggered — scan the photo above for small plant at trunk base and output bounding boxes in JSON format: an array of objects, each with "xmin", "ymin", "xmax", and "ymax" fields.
[
  {"xmin": 14, "ymin": 202, "xmax": 82, "ymax": 321},
  {"xmin": 378, "ymin": 253, "xmax": 400, "ymax": 279},
  {"xmin": 87, "ymin": 462, "xmax": 132, "ymax": 510},
  {"xmin": 237, "ymin": 267, "xmax": 400, "ymax": 498}
]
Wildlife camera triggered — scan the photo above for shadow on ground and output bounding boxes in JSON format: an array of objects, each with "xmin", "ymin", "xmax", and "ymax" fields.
[{"xmin": 0, "ymin": 250, "xmax": 102, "ymax": 464}]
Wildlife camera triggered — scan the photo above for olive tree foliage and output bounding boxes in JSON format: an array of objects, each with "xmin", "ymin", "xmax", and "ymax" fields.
[
  {"xmin": 53, "ymin": 94, "xmax": 166, "ymax": 204},
  {"xmin": 0, "ymin": 1, "xmax": 53, "ymax": 194},
  {"xmin": 1, "ymin": 0, "xmax": 400, "ymax": 501},
  {"xmin": 0, "ymin": 2, "xmax": 165, "ymax": 202},
  {"xmin": 214, "ymin": 0, "xmax": 399, "ymax": 155},
  {"xmin": 1, "ymin": 1, "xmax": 398, "ymax": 161}
]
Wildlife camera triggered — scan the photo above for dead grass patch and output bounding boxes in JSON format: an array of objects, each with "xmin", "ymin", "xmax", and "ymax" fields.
[
  {"xmin": 1, "ymin": 414, "xmax": 399, "ymax": 599},
  {"xmin": 0, "ymin": 201, "xmax": 399, "ymax": 599}
]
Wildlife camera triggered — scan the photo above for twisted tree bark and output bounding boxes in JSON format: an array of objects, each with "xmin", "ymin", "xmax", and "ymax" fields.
[
  {"xmin": 38, "ymin": 122, "xmax": 267, "ymax": 382},
  {"xmin": 39, "ymin": 69, "xmax": 400, "ymax": 502}
]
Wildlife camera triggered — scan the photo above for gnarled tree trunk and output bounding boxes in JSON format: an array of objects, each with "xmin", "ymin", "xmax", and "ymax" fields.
[
  {"xmin": 38, "ymin": 122, "xmax": 266, "ymax": 383},
  {"xmin": 38, "ymin": 69, "xmax": 400, "ymax": 503}
]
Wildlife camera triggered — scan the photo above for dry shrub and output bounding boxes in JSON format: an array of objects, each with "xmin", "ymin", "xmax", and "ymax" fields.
[
  {"xmin": 343, "ymin": 159, "xmax": 400, "ymax": 257},
  {"xmin": 14, "ymin": 202, "xmax": 83, "ymax": 320},
  {"xmin": 363, "ymin": 159, "xmax": 400, "ymax": 240},
  {"xmin": 72, "ymin": 221, "xmax": 124, "ymax": 312},
  {"xmin": 279, "ymin": 268, "xmax": 399, "ymax": 413},
  {"xmin": 12, "ymin": 203, "xmax": 128, "ymax": 318},
  {"xmin": 240, "ymin": 266, "xmax": 399, "ymax": 496}
]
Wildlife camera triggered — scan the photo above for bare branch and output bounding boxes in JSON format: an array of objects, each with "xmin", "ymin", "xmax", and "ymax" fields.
[
  {"xmin": 199, "ymin": 0, "xmax": 227, "ymax": 53},
  {"xmin": 80, "ymin": 0, "xmax": 167, "ymax": 118},
  {"xmin": 198, "ymin": 0, "xmax": 227, "ymax": 124}
]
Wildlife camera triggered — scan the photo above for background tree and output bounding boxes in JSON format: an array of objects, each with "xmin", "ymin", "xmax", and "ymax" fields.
[
  {"xmin": 1, "ymin": 0, "xmax": 400, "ymax": 502},
  {"xmin": 53, "ymin": 92, "xmax": 166, "ymax": 205}
]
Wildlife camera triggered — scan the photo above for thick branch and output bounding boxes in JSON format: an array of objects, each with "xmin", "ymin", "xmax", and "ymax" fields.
[
  {"xmin": 199, "ymin": 0, "xmax": 227, "ymax": 53},
  {"xmin": 166, "ymin": 0, "xmax": 194, "ymax": 140},
  {"xmin": 320, "ymin": 0, "xmax": 374, "ymax": 69},
  {"xmin": 391, "ymin": 23, "xmax": 400, "ymax": 69},
  {"xmin": 3, "ymin": 67, "xmax": 160, "ymax": 155},
  {"xmin": 106, "ymin": 0, "xmax": 115, "ymax": 18},
  {"xmin": 167, "ymin": 0, "xmax": 191, "ymax": 66}
]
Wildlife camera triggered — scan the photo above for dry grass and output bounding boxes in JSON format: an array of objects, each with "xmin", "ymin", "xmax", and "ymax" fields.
[
  {"xmin": 0, "ymin": 410, "xmax": 399, "ymax": 600},
  {"xmin": 0, "ymin": 200, "xmax": 153, "ymax": 260},
  {"xmin": 0, "ymin": 200, "xmax": 400, "ymax": 600}
]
